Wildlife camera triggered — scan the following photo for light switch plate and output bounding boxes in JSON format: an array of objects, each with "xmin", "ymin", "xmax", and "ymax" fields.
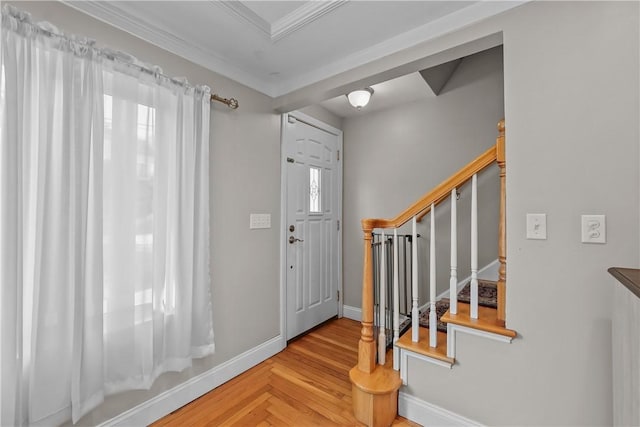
[
  {"xmin": 581, "ymin": 214, "xmax": 605, "ymax": 243},
  {"xmin": 526, "ymin": 213, "xmax": 547, "ymax": 240},
  {"xmin": 250, "ymin": 213, "xmax": 271, "ymax": 229}
]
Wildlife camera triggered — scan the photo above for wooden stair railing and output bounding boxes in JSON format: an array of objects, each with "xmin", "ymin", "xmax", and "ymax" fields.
[{"xmin": 350, "ymin": 120, "xmax": 507, "ymax": 426}]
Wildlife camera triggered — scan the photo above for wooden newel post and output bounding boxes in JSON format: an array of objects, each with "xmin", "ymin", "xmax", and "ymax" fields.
[
  {"xmin": 350, "ymin": 219, "xmax": 402, "ymax": 427},
  {"xmin": 496, "ymin": 119, "xmax": 506, "ymax": 325},
  {"xmin": 358, "ymin": 220, "xmax": 376, "ymax": 373}
]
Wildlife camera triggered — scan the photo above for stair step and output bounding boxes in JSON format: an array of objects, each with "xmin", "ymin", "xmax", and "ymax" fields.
[
  {"xmin": 418, "ymin": 300, "xmax": 449, "ymax": 333},
  {"xmin": 440, "ymin": 302, "xmax": 516, "ymax": 338},
  {"xmin": 395, "ymin": 327, "xmax": 454, "ymax": 366},
  {"xmin": 417, "ymin": 280, "xmax": 498, "ymax": 334},
  {"xmin": 457, "ymin": 279, "xmax": 498, "ymax": 308}
]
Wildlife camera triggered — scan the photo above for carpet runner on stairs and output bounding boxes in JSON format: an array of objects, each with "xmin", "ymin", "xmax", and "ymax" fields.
[
  {"xmin": 418, "ymin": 280, "xmax": 498, "ymax": 333},
  {"xmin": 457, "ymin": 279, "xmax": 498, "ymax": 308},
  {"xmin": 418, "ymin": 300, "xmax": 450, "ymax": 333}
]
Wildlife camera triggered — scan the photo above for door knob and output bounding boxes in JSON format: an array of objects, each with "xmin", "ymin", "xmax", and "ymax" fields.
[{"xmin": 289, "ymin": 236, "xmax": 304, "ymax": 244}]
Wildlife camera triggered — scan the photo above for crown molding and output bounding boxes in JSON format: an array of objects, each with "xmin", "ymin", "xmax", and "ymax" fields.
[
  {"xmin": 61, "ymin": 1, "xmax": 277, "ymax": 96},
  {"xmin": 271, "ymin": 0, "xmax": 348, "ymax": 42},
  {"xmin": 274, "ymin": 0, "xmax": 528, "ymax": 95},
  {"xmin": 62, "ymin": 0, "xmax": 528, "ymax": 99},
  {"xmin": 217, "ymin": 0, "xmax": 348, "ymax": 43},
  {"xmin": 215, "ymin": 1, "xmax": 271, "ymax": 38}
]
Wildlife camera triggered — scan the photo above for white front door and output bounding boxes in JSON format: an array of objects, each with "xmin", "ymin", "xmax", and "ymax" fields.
[{"xmin": 283, "ymin": 113, "xmax": 342, "ymax": 340}]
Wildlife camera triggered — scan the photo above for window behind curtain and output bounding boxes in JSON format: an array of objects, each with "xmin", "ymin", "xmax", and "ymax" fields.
[{"xmin": 1, "ymin": 6, "xmax": 214, "ymax": 422}]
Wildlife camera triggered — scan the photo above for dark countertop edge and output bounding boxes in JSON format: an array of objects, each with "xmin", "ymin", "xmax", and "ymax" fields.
[{"xmin": 609, "ymin": 267, "xmax": 640, "ymax": 299}]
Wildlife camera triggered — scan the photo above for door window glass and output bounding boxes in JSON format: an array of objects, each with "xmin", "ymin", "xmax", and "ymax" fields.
[{"xmin": 309, "ymin": 166, "xmax": 321, "ymax": 213}]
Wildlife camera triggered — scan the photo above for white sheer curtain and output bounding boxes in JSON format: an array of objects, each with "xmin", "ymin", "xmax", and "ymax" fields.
[
  {"xmin": 101, "ymin": 58, "xmax": 214, "ymax": 395},
  {"xmin": 0, "ymin": 6, "xmax": 214, "ymax": 426}
]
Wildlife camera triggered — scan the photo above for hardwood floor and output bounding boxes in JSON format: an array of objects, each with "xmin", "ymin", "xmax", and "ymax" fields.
[{"xmin": 152, "ymin": 318, "xmax": 418, "ymax": 426}]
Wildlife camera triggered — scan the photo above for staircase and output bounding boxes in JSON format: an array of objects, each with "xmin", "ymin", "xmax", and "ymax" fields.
[
  {"xmin": 419, "ymin": 279, "xmax": 498, "ymax": 332},
  {"xmin": 349, "ymin": 120, "xmax": 517, "ymax": 426},
  {"xmin": 395, "ymin": 278, "xmax": 511, "ymax": 371}
]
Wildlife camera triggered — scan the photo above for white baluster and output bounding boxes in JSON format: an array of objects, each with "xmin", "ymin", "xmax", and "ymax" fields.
[
  {"xmin": 471, "ymin": 174, "xmax": 479, "ymax": 319},
  {"xmin": 393, "ymin": 228, "xmax": 400, "ymax": 370},
  {"xmin": 378, "ymin": 230, "xmax": 386, "ymax": 365},
  {"xmin": 429, "ymin": 204, "xmax": 437, "ymax": 348},
  {"xmin": 411, "ymin": 216, "xmax": 419, "ymax": 342},
  {"xmin": 450, "ymin": 188, "xmax": 458, "ymax": 315}
]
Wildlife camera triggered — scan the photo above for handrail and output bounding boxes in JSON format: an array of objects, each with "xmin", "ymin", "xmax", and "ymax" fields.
[{"xmin": 362, "ymin": 144, "xmax": 498, "ymax": 232}]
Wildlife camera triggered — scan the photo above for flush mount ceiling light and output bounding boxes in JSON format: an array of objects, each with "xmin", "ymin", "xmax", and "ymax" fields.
[{"xmin": 346, "ymin": 87, "xmax": 374, "ymax": 110}]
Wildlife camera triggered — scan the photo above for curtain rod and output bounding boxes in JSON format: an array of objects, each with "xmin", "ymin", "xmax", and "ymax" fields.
[
  {"xmin": 4, "ymin": 5, "xmax": 241, "ymax": 110},
  {"xmin": 211, "ymin": 93, "xmax": 239, "ymax": 109}
]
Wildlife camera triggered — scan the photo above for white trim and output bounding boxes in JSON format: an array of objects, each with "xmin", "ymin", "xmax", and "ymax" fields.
[
  {"xmin": 280, "ymin": 112, "xmax": 344, "ymax": 339},
  {"xmin": 445, "ymin": 323, "xmax": 513, "ymax": 360},
  {"xmin": 62, "ymin": 1, "xmax": 275, "ymax": 96},
  {"xmin": 275, "ymin": 2, "xmax": 527, "ymax": 95},
  {"xmin": 447, "ymin": 324, "xmax": 456, "ymax": 359},
  {"xmin": 100, "ymin": 336, "xmax": 285, "ymax": 427},
  {"xmin": 398, "ymin": 392, "xmax": 483, "ymax": 427},
  {"xmin": 342, "ymin": 305, "xmax": 361, "ymax": 322},
  {"xmin": 449, "ymin": 323, "xmax": 513, "ymax": 344},
  {"xmin": 418, "ymin": 259, "xmax": 498, "ymax": 312},
  {"xmin": 418, "ymin": 300, "xmax": 431, "ymax": 313},
  {"xmin": 436, "ymin": 259, "xmax": 500, "ymax": 300},
  {"xmin": 271, "ymin": 1, "xmax": 348, "ymax": 42},
  {"xmin": 286, "ymin": 112, "xmax": 342, "ymax": 136},
  {"xmin": 477, "ymin": 259, "xmax": 500, "ymax": 281},
  {"xmin": 64, "ymin": 1, "xmax": 526, "ymax": 98},
  {"xmin": 215, "ymin": 1, "xmax": 348, "ymax": 43},
  {"xmin": 216, "ymin": 1, "xmax": 271, "ymax": 39},
  {"xmin": 279, "ymin": 114, "xmax": 289, "ymax": 344},
  {"xmin": 399, "ymin": 348, "xmax": 452, "ymax": 385}
]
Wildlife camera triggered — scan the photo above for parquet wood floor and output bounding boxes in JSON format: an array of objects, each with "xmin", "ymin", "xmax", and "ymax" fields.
[{"xmin": 152, "ymin": 318, "xmax": 418, "ymax": 426}]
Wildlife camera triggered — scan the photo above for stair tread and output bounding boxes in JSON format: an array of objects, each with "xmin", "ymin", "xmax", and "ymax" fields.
[
  {"xmin": 396, "ymin": 327, "xmax": 454, "ymax": 365},
  {"xmin": 418, "ymin": 280, "xmax": 498, "ymax": 334},
  {"xmin": 457, "ymin": 279, "xmax": 498, "ymax": 309},
  {"xmin": 418, "ymin": 300, "xmax": 449, "ymax": 332},
  {"xmin": 440, "ymin": 302, "xmax": 516, "ymax": 338}
]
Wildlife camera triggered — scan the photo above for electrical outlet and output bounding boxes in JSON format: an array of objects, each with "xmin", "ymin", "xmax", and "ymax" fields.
[
  {"xmin": 581, "ymin": 215, "xmax": 605, "ymax": 243},
  {"xmin": 526, "ymin": 213, "xmax": 547, "ymax": 240}
]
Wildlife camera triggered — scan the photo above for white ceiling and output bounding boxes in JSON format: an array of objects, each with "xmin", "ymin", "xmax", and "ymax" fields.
[
  {"xmin": 320, "ymin": 72, "xmax": 433, "ymax": 118},
  {"xmin": 65, "ymin": 0, "xmax": 523, "ymax": 104}
]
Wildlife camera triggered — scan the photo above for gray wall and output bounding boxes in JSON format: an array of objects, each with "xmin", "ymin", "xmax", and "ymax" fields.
[
  {"xmin": 381, "ymin": 2, "xmax": 638, "ymax": 425},
  {"xmin": 342, "ymin": 46, "xmax": 505, "ymax": 308},
  {"xmin": 7, "ymin": 2, "xmax": 282, "ymax": 425},
  {"xmin": 9, "ymin": 1, "xmax": 640, "ymax": 425},
  {"xmin": 292, "ymin": 1, "xmax": 637, "ymax": 425}
]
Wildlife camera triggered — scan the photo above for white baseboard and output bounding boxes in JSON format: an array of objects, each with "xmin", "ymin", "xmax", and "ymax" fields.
[
  {"xmin": 436, "ymin": 259, "xmax": 500, "ymax": 300},
  {"xmin": 101, "ymin": 335, "xmax": 286, "ymax": 426},
  {"xmin": 398, "ymin": 391, "xmax": 483, "ymax": 426},
  {"xmin": 477, "ymin": 259, "xmax": 500, "ymax": 281},
  {"xmin": 343, "ymin": 305, "xmax": 361, "ymax": 321}
]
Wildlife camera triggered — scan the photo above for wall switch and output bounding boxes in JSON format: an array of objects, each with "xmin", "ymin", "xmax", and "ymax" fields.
[
  {"xmin": 526, "ymin": 213, "xmax": 547, "ymax": 240},
  {"xmin": 250, "ymin": 213, "xmax": 271, "ymax": 229},
  {"xmin": 581, "ymin": 214, "xmax": 605, "ymax": 243}
]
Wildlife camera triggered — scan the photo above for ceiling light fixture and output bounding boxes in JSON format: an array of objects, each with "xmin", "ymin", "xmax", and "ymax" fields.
[{"xmin": 346, "ymin": 87, "xmax": 374, "ymax": 110}]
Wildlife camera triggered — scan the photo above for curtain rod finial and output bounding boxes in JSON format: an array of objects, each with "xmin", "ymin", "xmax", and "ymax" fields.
[{"xmin": 211, "ymin": 93, "xmax": 239, "ymax": 109}]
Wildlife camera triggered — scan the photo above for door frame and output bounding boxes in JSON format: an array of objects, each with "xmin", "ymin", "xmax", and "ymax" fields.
[{"xmin": 279, "ymin": 111, "xmax": 343, "ymax": 342}]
